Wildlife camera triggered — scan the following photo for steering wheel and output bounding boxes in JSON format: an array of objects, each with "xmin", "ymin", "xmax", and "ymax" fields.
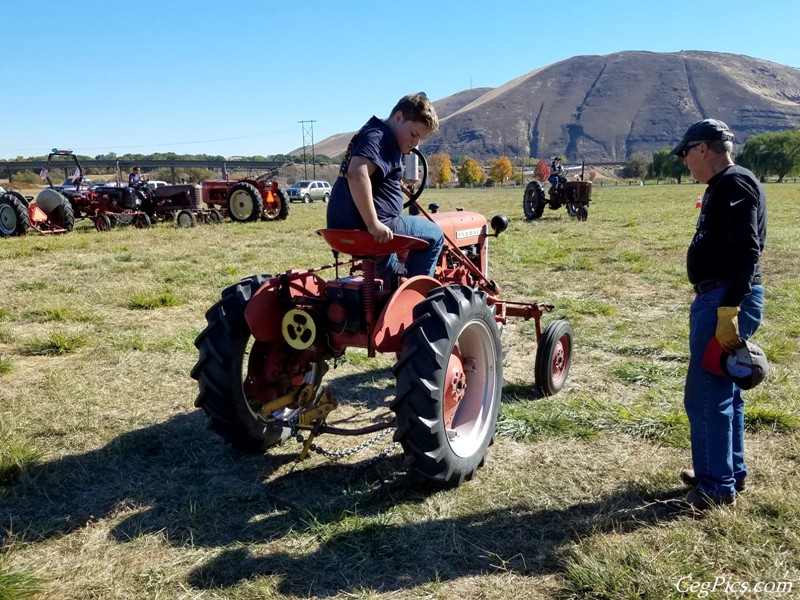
[{"xmin": 403, "ymin": 147, "xmax": 428, "ymax": 209}]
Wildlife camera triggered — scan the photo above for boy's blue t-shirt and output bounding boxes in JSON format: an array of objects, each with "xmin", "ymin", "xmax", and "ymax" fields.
[{"xmin": 327, "ymin": 116, "xmax": 403, "ymax": 230}]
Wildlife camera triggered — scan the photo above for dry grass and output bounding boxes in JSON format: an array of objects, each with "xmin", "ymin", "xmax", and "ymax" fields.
[{"xmin": 1, "ymin": 183, "xmax": 799, "ymax": 599}]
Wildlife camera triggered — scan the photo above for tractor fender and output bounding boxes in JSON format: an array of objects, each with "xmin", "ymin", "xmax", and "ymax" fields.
[
  {"xmin": 244, "ymin": 271, "xmax": 326, "ymax": 341},
  {"xmin": 373, "ymin": 276, "xmax": 441, "ymax": 352}
]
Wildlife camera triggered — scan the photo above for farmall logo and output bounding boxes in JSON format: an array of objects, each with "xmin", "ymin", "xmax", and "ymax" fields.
[{"xmin": 456, "ymin": 227, "xmax": 483, "ymax": 240}]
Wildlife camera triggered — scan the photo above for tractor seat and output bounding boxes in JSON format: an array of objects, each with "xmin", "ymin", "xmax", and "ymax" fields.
[{"xmin": 317, "ymin": 229, "xmax": 428, "ymax": 257}]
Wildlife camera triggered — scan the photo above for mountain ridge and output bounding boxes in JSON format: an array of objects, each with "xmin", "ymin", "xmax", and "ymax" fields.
[{"xmin": 305, "ymin": 51, "xmax": 800, "ymax": 162}]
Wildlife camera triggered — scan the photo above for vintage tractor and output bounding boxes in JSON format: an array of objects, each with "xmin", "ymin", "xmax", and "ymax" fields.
[
  {"xmin": 523, "ymin": 178, "xmax": 592, "ymax": 221},
  {"xmin": 135, "ymin": 182, "xmax": 223, "ymax": 227},
  {"xmin": 202, "ymin": 176, "xmax": 289, "ymax": 223},
  {"xmin": 192, "ymin": 150, "xmax": 573, "ymax": 488},
  {"xmin": 40, "ymin": 149, "xmax": 151, "ymax": 231},
  {"xmin": 0, "ymin": 185, "xmax": 74, "ymax": 237}
]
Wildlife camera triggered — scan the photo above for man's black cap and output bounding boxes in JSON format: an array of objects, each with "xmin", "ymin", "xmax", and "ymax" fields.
[{"xmin": 669, "ymin": 119, "xmax": 734, "ymax": 156}]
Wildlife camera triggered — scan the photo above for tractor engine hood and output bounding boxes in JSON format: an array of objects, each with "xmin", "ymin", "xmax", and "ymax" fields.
[{"xmin": 427, "ymin": 210, "xmax": 488, "ymax": 247}]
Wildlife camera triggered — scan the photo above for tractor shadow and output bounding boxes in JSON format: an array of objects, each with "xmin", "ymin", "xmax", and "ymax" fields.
[
  {"xmin": 2, "ymin": 365, "xmax": 684, "ymax": 598},
  {"xmin": 0, "ymin": 366, "xmax": 402, "ymax": 548}
]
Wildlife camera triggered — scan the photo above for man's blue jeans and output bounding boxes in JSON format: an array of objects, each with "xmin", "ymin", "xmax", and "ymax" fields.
[
  {"xmin": 376, "ymin": 214, "xmax": 444, "ymax": 280},
  {"xmin": 684, "ymin": 284, "xmax": 764, "ymax": 498}
]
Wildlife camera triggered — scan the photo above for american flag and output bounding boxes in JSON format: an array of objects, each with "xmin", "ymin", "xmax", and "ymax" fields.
[
  {"xmin": 72, "ymin": 167, "xmax": 81, "ymax": 180},
  {"xmin": 39, "ymin": 167, "xmax": 50, "ymax": 180}
]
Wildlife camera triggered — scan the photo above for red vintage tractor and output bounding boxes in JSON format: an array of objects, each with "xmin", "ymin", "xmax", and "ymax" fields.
[
  {"xmin": 192, "ymin": 150, "xmax": 573, "ymax": 488},
  {"xmin": 202, "ymin": 176, "xmax": 289, "ymax": 222},
  {"xmin": 134, "ymin": 181, "xmax": 223, "ymax": 228},
  {"xmin": 39, "ymin": 149, "xmax": 151, "ymax": 231}
]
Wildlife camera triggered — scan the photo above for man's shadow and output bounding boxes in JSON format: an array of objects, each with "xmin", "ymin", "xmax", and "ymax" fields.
[
  {"xmin": 184, "ymin": 466, "xmax": 685, "ymax": 597},
  {"xmin": 1, "ymin": 365, "xmax": 686, "ymax": 597}
]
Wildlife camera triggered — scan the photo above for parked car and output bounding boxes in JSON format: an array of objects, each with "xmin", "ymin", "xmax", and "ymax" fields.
[
  {"xmin": 146, "ymin": 180, "xmax": 169, "ymax": 190},
  {"xmin": 285, "ymin": 180, "xmax": 331, "ymax": 203},
  {"xmin": 55, "ymin": 177, "xmax": 91, "ymax": 193}
]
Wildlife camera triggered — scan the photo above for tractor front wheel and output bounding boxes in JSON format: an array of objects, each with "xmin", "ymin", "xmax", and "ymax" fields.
[
  {"xmin": 534, "ymin": 319, "xmax": 573, "ymax": 396},
  {"xmin": 0, "ymin": 192, "xmax": 31, "ymax": 236},
  {"xmin": 228, "ymin": 183, "xmax": 263, "ymax": 222},
  {"xmin": 176, "ymin": 209, "xmax": 196, "ymax": 228},
  {"xmin": 392, "ymin": 285, "xmax": 503, "ymax": 488},
  {"xmin": 95, "ymin": 214, "xmax": 112, "ymax": 232},
  {"xmin": 207, "ymin": 208, "xmax": 223, "ymax": 225},
  {"xmin": 191, "ymin": 275, "xmax": 324, "ymax": 452},
  {"xmin": 133, "ymin": 213, "xmax": 152, "ymax": 229}
]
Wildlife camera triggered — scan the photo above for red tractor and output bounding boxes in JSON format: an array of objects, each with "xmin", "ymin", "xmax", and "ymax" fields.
[
  {"xmin": 192, "ymin": 150, "xmax": 573, "ymax": 488},
  {"xmin": 39, "ymin": 149, "xmax": 151, "ymax": 231},
  {"xmin": 134, "ymin": 182, "xmax": 223, "ymax": 228},
  {"xmin": 202, "ymin": 176, "xmax": 289, "ymax": 222}
]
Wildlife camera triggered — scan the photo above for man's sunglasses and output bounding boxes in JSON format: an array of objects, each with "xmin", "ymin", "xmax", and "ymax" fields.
[{"xmin": 678, "ymin": 141, "xmax": 705, "ymax": 158}]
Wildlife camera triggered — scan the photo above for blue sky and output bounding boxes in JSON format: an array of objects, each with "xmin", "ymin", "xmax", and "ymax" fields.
[{"xmin": 2, "ymin": 0, "xmax": 798, "ymax": 160}]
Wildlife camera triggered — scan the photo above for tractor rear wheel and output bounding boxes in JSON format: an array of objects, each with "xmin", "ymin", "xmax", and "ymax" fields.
[
  {"xmin": 392, "ymin": 285, "xmax": 503, "ymax": 488},
  {"xmin": 191, "ymin": 275, "xmax": 324, "ymax": 452},
  {"xmin": 46, "ymin": 194, "xmax": 75, "ymax": 232},
  {"xmin": 0, "ymin": 192, "xmax": 31, "ymax": 236},
  {"xmin": 262, "ymin": 189, "xmax": 289, "ymax": 221},
  {"xmin": 227, "ymin": 183, "xmax": 263, "ymax": 222},
  {"xmin": 523, "ymin": 181, "xmax": 546, "ymax": 221},
  {"xmin": 534, "ymin": 319, "xmax": 573, "ymax": 396}
]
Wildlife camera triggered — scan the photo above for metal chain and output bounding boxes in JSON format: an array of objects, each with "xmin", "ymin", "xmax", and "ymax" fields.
[{"xmin": 291, "ymin": 424, "xmax": 398, "ymax": 459}]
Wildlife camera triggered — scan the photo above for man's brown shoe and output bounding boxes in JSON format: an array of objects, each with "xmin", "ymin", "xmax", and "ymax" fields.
[
  {"xmin": 671, "ymin": 488, "xmax": 736, "ymax": 513},
  {"xmin": 680, "ymin": 468, "xmax": 746, "ymax": 492}
]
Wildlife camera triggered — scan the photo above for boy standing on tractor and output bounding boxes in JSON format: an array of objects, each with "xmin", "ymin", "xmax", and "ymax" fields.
[{"xmin": 327, "ymin": 93, "xmax": 444, "ymax": 281}]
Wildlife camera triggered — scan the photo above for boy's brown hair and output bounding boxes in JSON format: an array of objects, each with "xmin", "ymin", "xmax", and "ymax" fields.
[{"xmin": 390, "ymin": 93, "xmax": 439, "ymax": 133}]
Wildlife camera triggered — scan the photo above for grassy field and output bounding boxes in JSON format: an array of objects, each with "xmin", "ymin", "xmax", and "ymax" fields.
[{"xmin": 1, "ymin": 183, "xmax": 798, "ymax": 599}]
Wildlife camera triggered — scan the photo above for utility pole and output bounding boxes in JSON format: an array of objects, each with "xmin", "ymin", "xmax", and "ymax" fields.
[{"xmin": 298, "ymin": 120, "xmax": 317, "ymax": 179}]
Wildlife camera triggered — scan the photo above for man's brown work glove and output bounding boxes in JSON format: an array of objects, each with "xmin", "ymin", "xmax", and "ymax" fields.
[{"xmin": 716, "ymin": 306, "xmax": 744, "ymax": 353}]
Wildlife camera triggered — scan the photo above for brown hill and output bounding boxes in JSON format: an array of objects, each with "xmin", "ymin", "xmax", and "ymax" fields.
[
  {"xmin": 297, "ymin": 88, "xmax": 493, "ymax": 159},
  {"xmin": 309, "ymin": 51, "xmax": 800, "ymax": 162}
]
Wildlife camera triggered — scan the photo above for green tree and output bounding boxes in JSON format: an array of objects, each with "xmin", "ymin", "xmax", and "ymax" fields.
[
  {"xmin": 458, "ymin": 157, "xmax": 485, "ymax": 187},
  {"xmin": 489, "ymin": 157, "xmax": 513, "ymax": 187},
  {"xmin": 650, "ymin": 148, "xmax": 689, "ymax": 183},
  {"xmin": 624, "ymin": 152, "xmax": 651, "ymax": 179},
  {"xmin": 737, "ymin": 129, "xmax": 800, "ymax": 182}
]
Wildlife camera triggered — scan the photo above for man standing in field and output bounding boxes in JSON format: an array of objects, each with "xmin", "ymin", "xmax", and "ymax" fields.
[{"xmin": 670, "ymin": 119, "xmax": 767, "ymax": 511}]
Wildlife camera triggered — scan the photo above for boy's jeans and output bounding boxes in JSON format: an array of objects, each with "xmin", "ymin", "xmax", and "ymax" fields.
[
  {"xmin": 684, "ymin": 284, "xmax": 764, "ymax": 497},
  {"xmin": 376, "ymin": 214, "xmax": 444, "ymax": 280}
]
